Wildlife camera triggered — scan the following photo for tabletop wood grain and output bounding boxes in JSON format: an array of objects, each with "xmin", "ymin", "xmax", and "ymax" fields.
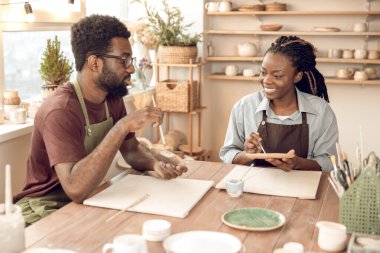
[{"xmin": 25, "ymin": 161, "xmax": 343, "ymax": 253}]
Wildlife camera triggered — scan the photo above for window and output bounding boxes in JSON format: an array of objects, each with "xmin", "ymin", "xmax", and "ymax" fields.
[{"xmin": 3, "ymin": 30, "xmax": 74, "ymax": 100}]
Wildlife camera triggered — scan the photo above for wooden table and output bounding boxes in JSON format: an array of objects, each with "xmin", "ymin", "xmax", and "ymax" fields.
[{"xmin": 25, "ymin": 161, "xmax": 342, "ymax": 253}]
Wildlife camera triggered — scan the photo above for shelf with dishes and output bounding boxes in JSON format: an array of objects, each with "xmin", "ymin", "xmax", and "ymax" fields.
[
  {"xmin": 206, "ymin": 11, "xmax": 380, "ymax": 16},
  {"xmin": 207, "ymin": 73, "xmax": 380, "ymax": 85},
  {"xmin": 205, "ymin": 30, "xmax": 380, "ymax": 36},
  {"xmin": 206, "ymin": 56, "xmax": 380, "ymax": 65}
]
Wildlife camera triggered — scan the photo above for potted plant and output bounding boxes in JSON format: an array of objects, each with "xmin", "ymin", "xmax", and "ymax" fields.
[
  {"xmin": 39, "ymin": 35, "xmax": 73, "ymax": 97},
  {"xmin": 132, "ymin": 0, "xmax": 201, "ymax": 64}
]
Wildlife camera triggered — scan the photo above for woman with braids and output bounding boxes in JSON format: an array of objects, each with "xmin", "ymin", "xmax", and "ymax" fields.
[{"xmin": 220, "ymin": 36, "xmax": 338, "ymax": 171}]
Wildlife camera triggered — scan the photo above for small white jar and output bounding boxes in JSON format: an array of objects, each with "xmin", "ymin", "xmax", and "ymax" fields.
[{"xmin": 142, "ymin": 219, "xmax": 171, "ymax": 242}]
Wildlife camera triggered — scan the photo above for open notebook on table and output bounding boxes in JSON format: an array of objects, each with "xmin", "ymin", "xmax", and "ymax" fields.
[
  {"xmin": 216, "ymin": 165, "xmax": 322, "ymax": 199},
  {"xmin": 84, "ymin": 174, "xmax": 214, "ymax": 218}
]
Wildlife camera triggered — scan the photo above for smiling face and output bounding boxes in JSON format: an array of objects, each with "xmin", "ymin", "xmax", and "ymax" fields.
[
  {"xmin": 96, "ymin": 37, "xmax": 135, "ymax": 97},
  {"xmin": 259, "ymin": 52, "xmax": 302, "ymax": 102}
]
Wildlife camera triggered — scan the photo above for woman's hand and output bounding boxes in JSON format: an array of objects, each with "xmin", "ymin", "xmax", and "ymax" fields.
[
  {"xmin": 265, "ymin": 149, "xmax": 297, "ymax": 172},
  {"xmin": 244, "ymin": 132, "xmax": 265, "ymax": 154}
]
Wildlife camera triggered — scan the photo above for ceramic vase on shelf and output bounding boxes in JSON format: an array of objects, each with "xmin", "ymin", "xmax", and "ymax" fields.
[{"xmin": 148, "ymin": 50, "xmax": 157, "ymax": 87}]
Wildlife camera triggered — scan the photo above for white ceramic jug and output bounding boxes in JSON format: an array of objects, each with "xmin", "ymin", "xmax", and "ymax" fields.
[{"xmin": 237, "ymin": 42, "xmax": 257, "ymax": 57}]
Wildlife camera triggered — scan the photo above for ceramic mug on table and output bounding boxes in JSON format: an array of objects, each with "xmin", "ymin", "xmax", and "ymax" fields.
[
  {"xmin": 205, "ymin": 2, "xmax": 219, "ymax": 12},
  {"xmin": 316, "ymin": 221, "xmax": 347, "ymax": 252},
  {"xmin": 218, "ymin": 1, "xmax": 232, "ymax": 12},
  {"xmin": 226, "ymin": 179, "xmax": 244, "ymax": 197},
  {"xmin": 102, "ymin": 234, "xmax": 147, "ymax": 253}
]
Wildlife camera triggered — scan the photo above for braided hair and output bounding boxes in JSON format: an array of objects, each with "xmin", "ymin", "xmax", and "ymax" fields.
[{"xmin": 265, "ymin": 36, "xmax": 329, "ymax": 102}]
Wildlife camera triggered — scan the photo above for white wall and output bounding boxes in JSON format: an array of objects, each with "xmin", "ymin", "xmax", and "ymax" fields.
[{"xmin": 0, "ymin": 133, "xmax": 31, "ymax": 203}]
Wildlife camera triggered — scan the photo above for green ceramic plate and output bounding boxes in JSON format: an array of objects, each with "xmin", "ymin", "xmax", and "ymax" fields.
[{"xmin": 222, "ymin": 208, "xmax": 286, "ymax": 231}]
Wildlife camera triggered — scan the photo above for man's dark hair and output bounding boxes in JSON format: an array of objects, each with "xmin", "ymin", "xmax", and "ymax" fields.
[
  {"xmin": 71, "ymin": 14, "xmax": 131, "ymax": 71},
  {"xmin": 266, "ymin": 36, "xmax": 329, "ymax": 102}
]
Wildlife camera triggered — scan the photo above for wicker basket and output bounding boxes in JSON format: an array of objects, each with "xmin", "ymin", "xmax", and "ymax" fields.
[
  {"xmin": 157, "ymin": 45, "xmax": 198, "ymax": 64},
  {"xmin": 156, "ymin": 80, "xmax": 198, "ymax": 112},
  {"xmin": 339, "ymin": 165, "xmax": 380, "ymax": 235}
]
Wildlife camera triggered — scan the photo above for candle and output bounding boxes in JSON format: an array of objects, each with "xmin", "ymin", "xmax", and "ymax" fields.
[{"xmin": 5, "ymin": 164, "xmax": 12, "ymax": 215}]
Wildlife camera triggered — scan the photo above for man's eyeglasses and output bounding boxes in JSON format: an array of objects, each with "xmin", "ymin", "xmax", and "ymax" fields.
[{"xmin": 97, "ymin": 54, "xmax": 135, "ymax": 68}]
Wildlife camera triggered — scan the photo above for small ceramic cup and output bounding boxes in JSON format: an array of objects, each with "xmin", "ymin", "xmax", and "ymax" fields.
[
  {"xmin": 354, "ymin": 70, "xmax": 368, "ymax": 81},
  {"xmin": 226, "ymin": 179, "xmax": 244, "ymax": 197},
  {"xmin": 316, "ymin": 221, "xmax": 347, "ymax": 252},
  {"xmin": 243, "ymin": 69, "xmax": 255, "ymax": 77},
  {"xmin": 205, "ymin": 2, "xmax": 219, "ymax": 12},
  {"xmin": 142, "ymin": 219, "xmax": 171, "ymax": 242},
  {"xmin": 353, "ymin": 23, "xmax": 368, "ymax": 32},
  {"xmin": 102, "ymin": 234, "xmax": 147, "ymax": 253},
  {"xmin": 218, "ymin": 1, "xmax": 232, "ymax": 12},
  {"xmin": 327, "ymin": 49, "xmax": 342, "ymax": 58}
]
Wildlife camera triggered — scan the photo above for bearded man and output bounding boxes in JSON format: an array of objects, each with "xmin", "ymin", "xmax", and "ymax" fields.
[{"xmin": 14, "ymin": 15, "xmax": 187, "ymax": 226}]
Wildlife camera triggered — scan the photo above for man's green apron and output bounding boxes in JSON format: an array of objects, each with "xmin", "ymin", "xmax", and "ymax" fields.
[{"xmin": 17, "ymin": 80, "xmax": 113, "ymax": 226}]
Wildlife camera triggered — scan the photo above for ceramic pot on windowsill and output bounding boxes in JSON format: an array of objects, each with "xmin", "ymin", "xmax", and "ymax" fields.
[{"xmin": 41, "ymin": 81, "xmax": 59, "ymax": 99}]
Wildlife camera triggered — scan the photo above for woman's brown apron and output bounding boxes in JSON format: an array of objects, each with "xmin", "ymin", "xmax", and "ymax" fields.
[{"xmin": 255, "ymin": 111, "xmax": 309, "ymax": 167}]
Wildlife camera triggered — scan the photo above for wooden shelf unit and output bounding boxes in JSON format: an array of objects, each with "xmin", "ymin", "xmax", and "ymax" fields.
[
  {"xmin": 207, "ymin": 73, "xmax": 380, "ymax": 85},
  {"xmin": 205, "ymin": 30, "xmax": 380, "ymax": 36},
  {"xmin": 205, "ymin": 1, "xmax": 380, "ymax": 86},
  {"xmin": 206, "ymin": 56, "xmax": 380, "ymax": 65},
  {"xmin": 206, "ymin": 10, "xmax": 380, "ymax": 16},
  {"xmin": 155, "ymin": 58, "xmax": 206, "ymax": 157}
]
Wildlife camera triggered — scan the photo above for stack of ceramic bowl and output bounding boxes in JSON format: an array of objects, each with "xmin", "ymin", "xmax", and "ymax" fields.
[
  {"xmin": 265, "ymin": 2, "xmax": 287, "ymax": 11},
  {"xmin": 238, "ymin": 4, "xmax": 265, "ymax": 12},
  {"xmin": 3, "ymin": 90, "xmax": 21, "ymax": 120}
]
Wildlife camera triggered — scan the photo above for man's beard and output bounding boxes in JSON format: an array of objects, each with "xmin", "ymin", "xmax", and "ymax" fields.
[{"xmin": 97, "ymin": 64, "xmax": 129, "ymax": 97}]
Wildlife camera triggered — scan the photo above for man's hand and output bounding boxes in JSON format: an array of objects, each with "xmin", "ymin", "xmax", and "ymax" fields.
[
  {"xmin": 119, "ymin": 106, "xmax": 163, "ymax": 133},
  {"xmin": 152, "ymin": 160, "xmax": 187, "ymax": 179},
  {"xmin": 265, "ymin": 149, "xmax": 297, "ymax": 172},
  {"xmin": 150, "ymin": 148, "xmax": 188, "ymax": 179}
]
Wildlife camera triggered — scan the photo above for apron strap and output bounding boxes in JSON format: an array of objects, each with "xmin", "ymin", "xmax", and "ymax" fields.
[
  {"xmin": 72, "ymin": 78, "xmax": 110, "ymax": 136},
  {"xmin": 301, "ymin": 112, "xmax": 307, "ymax": 125}
]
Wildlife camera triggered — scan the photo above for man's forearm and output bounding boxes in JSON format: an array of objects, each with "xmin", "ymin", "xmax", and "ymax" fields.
[{"xmin": 57, "ymin": 123, "xmax": 128, "ymax": 202}]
